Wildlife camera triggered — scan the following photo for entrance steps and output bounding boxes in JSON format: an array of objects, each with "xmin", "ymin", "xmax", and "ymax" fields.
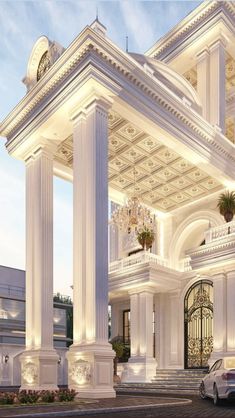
[{"xmin": 117, "ymin": 369, "xmax": 205, "ymax": 395}]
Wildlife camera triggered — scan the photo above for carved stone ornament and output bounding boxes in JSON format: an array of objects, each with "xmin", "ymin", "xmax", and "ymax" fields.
[
  {"xmin": 22, "ymin": 36, "xmax": 65, "ymax": 92},
  {"xmin": 69, "ymin": 359, "xmax": 92, "ymax": 385},
  {"xmin": 37, "ymin": 51, "xmax": 51, "ymax": 81},
  {"xmin": 22, "ymin": 362, "xmax": 38, "ymax": 384}
]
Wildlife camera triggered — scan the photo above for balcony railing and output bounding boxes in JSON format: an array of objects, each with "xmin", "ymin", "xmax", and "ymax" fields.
[
  {"xmin": 178, "ymin": 256, "xmax": 192, "ymax": 272},
  {"xmin": 109, "ymin": 251, "xmax": 169, "ymax": 273},
  {"xmin": 205, "ymin": 221, "xmax": 235, "ymax": 243}
]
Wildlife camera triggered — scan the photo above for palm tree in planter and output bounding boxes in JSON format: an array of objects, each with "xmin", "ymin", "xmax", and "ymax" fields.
[
  {"xmin": 217, "ymin": 191, "xmax": 235, "ymax": 223},
  {"xmin": 137, "ymin": 226, "xmax": 155, "ymax": 251},
  {"xmin": 110, "ymin": 336, "xmax": 124, "ymax": 383}
]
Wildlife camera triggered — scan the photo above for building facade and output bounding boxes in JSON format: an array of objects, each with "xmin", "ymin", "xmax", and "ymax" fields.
[
  {"xmin": 0, "ymin": 265, "xmax": 71, "ymax": 386},
  {"xmin": 1, "ymin": 0, "xmax": 235, "ymax": 396}
]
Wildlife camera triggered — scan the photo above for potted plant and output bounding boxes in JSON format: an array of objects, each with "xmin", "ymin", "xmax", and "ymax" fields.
[
  {"xmin": 217, "ymin": 191, "xmax": 235, "ymax": 223},
  {"xmin": 110, "ymin": 336, "xmax": 124, "ymax": 383},
  {"xmin": 137, "ymin": 226, "xmax": 155, "ymax": 250}
]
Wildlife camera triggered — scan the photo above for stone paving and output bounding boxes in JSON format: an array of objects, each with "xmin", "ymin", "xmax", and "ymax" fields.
[
  {"xmin": 2, "ymin": 392, "xmax": 235, "ymax": 418},
  {"xmin": 0, "ymin": 395, "xmax": 190, "ymax": 418}
]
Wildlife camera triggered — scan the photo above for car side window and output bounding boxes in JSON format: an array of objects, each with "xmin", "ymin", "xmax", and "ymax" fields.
[
  {"xmin": 215, "ymin": 359, "xmax": 222, "ymax": 370},
  {"xmin": 210, "ymin": 360, "xmax": 220, "ymax": 373},
  {"xmin": 209, "ymin": 359, "xmax": 222, "ymax": 373}
]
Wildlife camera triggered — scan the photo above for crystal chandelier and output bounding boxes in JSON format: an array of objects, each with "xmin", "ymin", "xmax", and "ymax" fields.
[{"xmin": 111, "ymin": 168, "xmax": 156, "ymax": 233}]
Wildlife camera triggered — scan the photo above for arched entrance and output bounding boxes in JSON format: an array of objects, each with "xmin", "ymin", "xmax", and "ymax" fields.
[{"xmin": 184, "ymin": 280, "xmax": 213, "ymax": 369}]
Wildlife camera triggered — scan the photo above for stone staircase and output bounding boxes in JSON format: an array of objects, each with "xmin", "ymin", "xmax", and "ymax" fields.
[{"xmin": 117, "ymin": 369, "xmax": 206, "ymax": 395}]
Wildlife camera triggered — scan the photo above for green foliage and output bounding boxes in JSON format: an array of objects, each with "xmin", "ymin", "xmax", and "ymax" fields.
[
  {"xmin": 137, "ymin": 226, "xmax": 155, "ymax": 250},
  {"xmin": 56, "ymin": 389, "xmax": 77, "ymax": 402},
  {"xmin": 18, "ymin": 390, "xmax": 40, "ymax": 404},
  {"xmin": 0, "ymin": 389, "xmax": 77, "ymax": 406},
  {"xmin": 53, "ymin": 292, "xmax": 72, "ymax": 305},
  {"xmin": 40, "ymin": 390, "xmax": 55, "ymax": 403},
  {"xmin": 0, "ymin": 392, "xmax": 15, "ymax": 405},
  {"xmin": 110, "ymin": 336, "xmax": 124, "ymax": 358},
  {"xmin": 217, "ymin": 191, "xmax": 235, "ymax": 222}
]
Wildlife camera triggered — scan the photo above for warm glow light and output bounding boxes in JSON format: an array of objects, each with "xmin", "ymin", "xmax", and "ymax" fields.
[{"xmin": 223, "ymin": 181, "xmax": 235, "ymax": 190}]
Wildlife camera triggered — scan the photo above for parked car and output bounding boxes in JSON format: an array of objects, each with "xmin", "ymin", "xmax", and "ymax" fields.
[{"xmin": 199, "ymin": 358, "xmax": 235, "ymax": 405}]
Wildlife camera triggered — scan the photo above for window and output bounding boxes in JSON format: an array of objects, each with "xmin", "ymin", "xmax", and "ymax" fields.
[{"xmin": 123, "ymin": 310, "xmax": 130, "ymax": 344}]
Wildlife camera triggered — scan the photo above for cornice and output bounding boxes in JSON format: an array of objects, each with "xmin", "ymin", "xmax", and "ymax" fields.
[
  {"xmin": 1, "ymin": 23, "xmax": 235, "ymax": 176},
  {"xmin": 145, "ymin": 1, "xmax": 235, "ymax": 60},
  {"xmin": 187, "ymin": 235, "xmax": 235, "ymax": 270}
]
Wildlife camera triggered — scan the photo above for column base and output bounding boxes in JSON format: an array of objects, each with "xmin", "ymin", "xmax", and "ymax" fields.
[
  {"xmin": 121, "ymin": 356, "xmax": 157, "ymax": 383},
  {"xmin": 20, "ymin": 350, "xmax": 59, "ymax": 391},
  {"xmin": 66, "ymin": 343, "xmax": 116, "ymax": 398}
]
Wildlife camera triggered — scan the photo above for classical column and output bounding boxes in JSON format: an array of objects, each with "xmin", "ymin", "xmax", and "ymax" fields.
[
  {"xmin": 123, "ymin": 289, "xmax": 156, "ymax": 383},
  {"xmin": 209, "ymin": 38, "xmax": 226, "ymax": 133},
  {"xmin": 226, "ymin": 271, "xmax": 235, "ymax": 353},
  {"xmin": 66, "ymin": 97, "xmax": 115, "ymax": 398},
  {"xmin": 196, "ymin": 49, "xmax": 210, "ymax": 120},
  {"xmin": 210, "ymin": 273, "xmax": 227, "ymax": 365},
  {"xmin": 20, "ymin": 146, "xmax": 58, "ymax": 391}
]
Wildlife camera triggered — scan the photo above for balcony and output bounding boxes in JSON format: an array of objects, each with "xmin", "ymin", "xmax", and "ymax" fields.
[
  {"xmin": 109, "ymin": 251, "xmax": 169, "ymax": 273},
  {"xmin": 187, "ymin": 221, "xmax": 235, "ymax": 270},
  {"xmin": 109, "ymin": 251, "xmax": 182, "ymax": 294}
]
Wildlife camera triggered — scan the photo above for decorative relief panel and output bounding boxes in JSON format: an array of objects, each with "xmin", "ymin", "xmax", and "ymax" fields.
[
  {"xmin": 22, "ymin": 362, "xmax": 38, "ymax": 385},
  {"xmin": 69, "ymin": 359, "xmax": 92, "ymax": 385}
]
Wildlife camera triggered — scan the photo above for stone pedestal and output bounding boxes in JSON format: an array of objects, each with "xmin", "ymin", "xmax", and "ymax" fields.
[
  {"xmin": 20, "ymin": 351, "xmax": 58, "ymax": 391},
  {"xmin": 67, "ymin": 345, "xmax": 115, "ymax": 398}
]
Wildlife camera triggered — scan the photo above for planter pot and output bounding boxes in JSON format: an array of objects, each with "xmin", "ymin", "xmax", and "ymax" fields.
[{"xmin": 224, "ymin": 212, "xmax": 234, "ymax": 223}]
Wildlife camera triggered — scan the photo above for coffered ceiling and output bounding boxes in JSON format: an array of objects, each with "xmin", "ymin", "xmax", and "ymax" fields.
[{"xmin": 55, "ymin": 110, "xmax": 223, "ymax": 212}]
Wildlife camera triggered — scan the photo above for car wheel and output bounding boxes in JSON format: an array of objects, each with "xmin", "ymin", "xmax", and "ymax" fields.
[
  {"xmin": 213, "ymin": 384, "xmax": 221, "ymax": 406},
  {"xmin": 199, "ymin": 382, "xmax": 207, "ymax": 399}
]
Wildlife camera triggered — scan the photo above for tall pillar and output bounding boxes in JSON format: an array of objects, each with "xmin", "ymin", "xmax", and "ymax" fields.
[
  {"xmin": 20, "ymin": 147, "xmax": 58, "ymax": 391},
  {"xmin": 196, "ymin": 49, "xmax": 210, "ymax": 120},
  {"xmin": 66, "ymin": 97, "xmax": 115, "ymax": 398},
  {"xmin": 226, "ymin": 271, "xmax": 235, "ymax": 353},
  {"xmin": 210, "ymin": 273, "xmax": 227, "ymax": 365},
  {"xmin": 209, "ymin": 38, "xmax": 226, "ymax": 133},
  {"xmin": 122, "ymin": 289, "xmax": 156, "ymax": 382}
]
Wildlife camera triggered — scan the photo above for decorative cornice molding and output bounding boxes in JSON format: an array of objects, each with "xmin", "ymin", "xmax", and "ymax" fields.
[
  {"xmin": 146, "ymin": 1, "xmax": 235, "ymax": 60},
  {"xmin": 1, "ymin": 24, "xmax": 235, "ymax": 178}
]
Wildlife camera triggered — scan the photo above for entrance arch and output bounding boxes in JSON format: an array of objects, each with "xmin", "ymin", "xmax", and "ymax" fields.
[{"xmin": 184, "ymin": 280, "xmax": 213, "ymax": 369}]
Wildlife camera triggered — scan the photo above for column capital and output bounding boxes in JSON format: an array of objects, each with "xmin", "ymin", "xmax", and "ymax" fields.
[
  {"xmin": 70, "ymin": 92, "xmax": 113, "ymax": 123},
  {"xmin": 227, "ymin": 270, "xmax": 235, "ymax": 280},
  {"xmin": 212, "ymin": 272, "xmax": 226, "ymax": 282},
  {"xmin": 24, "ymin": 139, "xmax": 56, "ymax": 163},
  {"xmin": 209, "ymin": 34, "xmax": 228, "ymax": 52},
  {"xmin": 128, "ymin": 286, "xmax": 155, "ymax": 296},
  {"xmin": 195, "ymin": 48, "xmax": 209, "ymax": 62}
]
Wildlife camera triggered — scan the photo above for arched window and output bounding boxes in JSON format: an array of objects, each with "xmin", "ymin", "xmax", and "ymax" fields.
[{"xmin": 184, "ymin": 280, "xmax": 213, "ymax": 369}]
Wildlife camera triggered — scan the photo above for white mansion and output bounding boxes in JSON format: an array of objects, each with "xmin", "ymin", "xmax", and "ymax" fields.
[{"xmin": 1, "ymin": 0, "xmax": 235, "ymax": 398}]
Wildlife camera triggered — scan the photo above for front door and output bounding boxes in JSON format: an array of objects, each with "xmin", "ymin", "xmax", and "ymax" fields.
[{"xmin": 184, "ymin": 280, "xmax": 213, "ymax": 369}]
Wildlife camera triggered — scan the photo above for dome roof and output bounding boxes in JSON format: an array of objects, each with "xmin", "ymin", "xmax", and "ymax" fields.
[{"xmin": 129, "ymin": 52, "xmax": 202, "ymax": 112}]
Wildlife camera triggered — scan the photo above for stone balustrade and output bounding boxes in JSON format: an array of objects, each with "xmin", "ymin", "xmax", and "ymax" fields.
[
  {"xmin": 205, "ymin": 220, "xmax": 235, "ymax": 243},
  {"xmin": 109, "ymin": 251, "xmax": 169, "ymax": 273}
]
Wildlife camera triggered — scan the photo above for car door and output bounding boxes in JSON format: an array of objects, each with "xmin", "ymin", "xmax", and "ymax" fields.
[{"xmin": 205, "ymin": 360, "xmax": 221, "ymax": 396}]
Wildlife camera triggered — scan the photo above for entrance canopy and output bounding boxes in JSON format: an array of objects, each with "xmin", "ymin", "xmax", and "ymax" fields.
[{"xmin": 1, "ymin": 20, "xmax": 235, "ymax": 215}]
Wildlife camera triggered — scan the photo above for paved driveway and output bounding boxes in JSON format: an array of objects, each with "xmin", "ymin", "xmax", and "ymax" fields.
[{"xmin": 60, "ymin": 394, "xmax": 235, "ymax": 418}]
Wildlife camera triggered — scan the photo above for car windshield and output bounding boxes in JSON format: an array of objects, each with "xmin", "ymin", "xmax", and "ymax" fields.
[{"xmin": 224, "ymin": 358, "xmax": 235, "ymax": 369}]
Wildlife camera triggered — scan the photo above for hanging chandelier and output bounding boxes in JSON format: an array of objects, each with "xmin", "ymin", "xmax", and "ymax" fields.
[
  {"xmin": 112, "ymin": 195, "xmax": 155, "ymax": 233},
  {"xmin": 111, "ymin": 168, "xmax": 156, "ymax": 233}
]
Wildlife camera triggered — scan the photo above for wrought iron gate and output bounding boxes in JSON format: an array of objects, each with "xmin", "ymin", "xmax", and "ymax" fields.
[{"xmin": 184, "ymin": 280, "xmax": 213, "ymax": 369}]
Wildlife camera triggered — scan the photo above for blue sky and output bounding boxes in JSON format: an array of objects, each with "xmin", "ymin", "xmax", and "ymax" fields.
[{"xmin": 0, "ymin": 0, "xmax": 200, "ymax": 296}]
